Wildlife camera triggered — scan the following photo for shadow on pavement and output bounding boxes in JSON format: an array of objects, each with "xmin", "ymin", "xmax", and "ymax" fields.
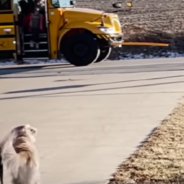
[
  {"xmin": 1, "ymin": 62, "xmax": 184, "ymax": 78},
  {"xmin": 4, "ymin": 74, "xmax": 184, "ymax": 95},
  {"xmin": 5, "ymin": 84, "xmax": 90, "ymax": 94},
  {"xmin": 0, "ymin": 64, "xmax": 72, "ymax": 76},
  {"xmin": 54, "ymin": 75, "xmax": 184, "ymax": 83},
  {"xmin": 0, "ymin": 67, "xmax": 42, "ymax": 76},
  {"xmin": 1, "ymin": 91, "xmax": 184, "ymax": 101},
  {"xmin": 1, "ymin": 74, "xmax": 184, "ymax": 100},
  {"xmin": 4, "ymin": 79, "xmax": 184, "ymax": 95}
]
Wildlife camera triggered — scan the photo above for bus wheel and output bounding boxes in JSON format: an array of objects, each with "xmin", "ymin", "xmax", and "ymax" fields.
[
  {"xmin": 62, "ymin": 32, "xmax": 100, "ymax": 66},
  {"xmin": 95, "ymin": 47, "xmax": 112, "ymax": 63}
]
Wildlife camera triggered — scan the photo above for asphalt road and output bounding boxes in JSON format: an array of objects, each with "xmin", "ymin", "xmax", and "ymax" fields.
[{"xmin": 0, "ymin": 58, "xmax": 184, "ymax": 184}]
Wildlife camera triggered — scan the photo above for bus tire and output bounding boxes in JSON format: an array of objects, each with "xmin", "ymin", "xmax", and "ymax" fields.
[
  {"xmin": 62, "ymin": 32, "xmax": 100, "ymax": 66},
  {"xmin": 95, "ymin": 47, "xmax": 112, "ymax": 63}
]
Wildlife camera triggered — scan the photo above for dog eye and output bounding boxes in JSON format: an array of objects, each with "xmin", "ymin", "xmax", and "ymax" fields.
[{"xmin": 30, "ymin": 129, "xmax": 35, "ymax": 134}]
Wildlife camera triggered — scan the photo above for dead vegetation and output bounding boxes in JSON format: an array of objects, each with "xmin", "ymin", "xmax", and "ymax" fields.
[{"xmin": 106, "ymin": 100, "xmax": 184, "ymax": 184}]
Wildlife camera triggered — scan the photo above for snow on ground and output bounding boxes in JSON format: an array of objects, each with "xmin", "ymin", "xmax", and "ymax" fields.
[
  {"xmin": 118, "ymin": 51, "xmax": 184, "ymax": 60},
  {"xmin": 0, "ymin": 59, "xmax": 67, "ymax": 66},
  {"xmin": 0, "ymin": 52, "xmax": 184, "ymax": 66}
]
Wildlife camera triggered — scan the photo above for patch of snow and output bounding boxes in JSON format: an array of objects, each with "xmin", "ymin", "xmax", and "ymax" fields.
[
  {"xmin": 0, "ymin": 61, "xmax": 15, "ymax": 66},
  {"xmin": 0, "ymin": 59, "xmax": 67, "ymax": 66},
  {"xmin": 118, "ymin": 51, "xmax": 184, "ymax": 60},
  {"xmin": 1, "ymin": 52, "xmax": 184, "ymax": 66},
  {"xmin": 24, "ymin": 59, "xmax": 67, "ymax": 65}
]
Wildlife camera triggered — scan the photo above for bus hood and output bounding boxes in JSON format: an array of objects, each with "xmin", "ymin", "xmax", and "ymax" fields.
[{"xmin": 62, "ymin": 8, "xmax": 104, "ymax": 21}]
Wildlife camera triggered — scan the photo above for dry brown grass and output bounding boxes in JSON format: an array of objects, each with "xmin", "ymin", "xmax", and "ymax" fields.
[{"xmin": 109, "ymin": 100, "xmax": 184, "ymax": 184}]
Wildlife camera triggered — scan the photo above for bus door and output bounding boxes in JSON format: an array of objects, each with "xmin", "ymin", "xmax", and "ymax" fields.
[{"xmin": 0, "ymin": 0, "xmax": 17, "ymax": 58}]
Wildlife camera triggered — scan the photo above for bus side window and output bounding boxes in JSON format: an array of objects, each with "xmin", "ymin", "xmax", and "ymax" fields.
[{"xmin": 0, "ymin": 0, "xmax": 11, "ymax": 11}]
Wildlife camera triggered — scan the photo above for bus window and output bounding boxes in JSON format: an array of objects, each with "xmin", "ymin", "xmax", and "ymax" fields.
[{"xmin": 0, "ymin": 0, "xmax": 11, "ymax": 11}]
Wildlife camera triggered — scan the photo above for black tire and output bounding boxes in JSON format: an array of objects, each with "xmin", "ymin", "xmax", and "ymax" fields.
[
  {"xmin": 95, "ymin": 47, "xmax": 112, "ymax": 63},
  {"xmin": 62, "ymin": 32, "xmax": 100, "ymax": 66}
]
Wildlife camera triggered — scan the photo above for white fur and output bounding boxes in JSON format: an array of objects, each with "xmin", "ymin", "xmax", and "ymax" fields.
[{"xmin": 0, "ymin": 124, "xmax": 40, "ymax": 184}]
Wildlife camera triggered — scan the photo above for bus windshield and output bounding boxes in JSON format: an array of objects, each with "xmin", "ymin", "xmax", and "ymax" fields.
[{"xmin": 51, "ymin": 0, "xmax": 71, "ymax": 8}]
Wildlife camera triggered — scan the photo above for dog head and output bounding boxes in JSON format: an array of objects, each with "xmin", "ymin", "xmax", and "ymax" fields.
[{"xmin": 11, "ymin": 124, "xmax": 38, "ymax": 143}]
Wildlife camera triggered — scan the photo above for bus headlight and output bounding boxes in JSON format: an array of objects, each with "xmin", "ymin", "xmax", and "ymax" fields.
[{"xmin": 98, "ymin": 27, "xmax": 115, "ymax": 34}]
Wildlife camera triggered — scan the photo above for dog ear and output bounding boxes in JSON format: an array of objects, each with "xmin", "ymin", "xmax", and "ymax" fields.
[
  {"xmin": 11, "ymin": 125, "xmax": 25, "ymax": 133},
  {"xmin": 25, "ymin": 124, "xmax": 31, "ymax": 128},
  {"xmin": 19, "ymin": 126, "xmax": 27, "ymax": 135}
]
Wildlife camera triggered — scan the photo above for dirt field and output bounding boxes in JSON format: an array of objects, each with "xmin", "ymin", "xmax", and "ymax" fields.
[{"xmin": 77, "ymin": 0, "xmax": 184, "ymax": 59}]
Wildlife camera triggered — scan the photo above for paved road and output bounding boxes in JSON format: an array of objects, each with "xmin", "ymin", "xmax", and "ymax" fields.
[{"xmin": 1, "ymin": 58, "xmax": 184, "ymax": 184}]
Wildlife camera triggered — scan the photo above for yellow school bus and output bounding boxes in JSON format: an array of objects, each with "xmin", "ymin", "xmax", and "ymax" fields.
[{"xmin": 0, "ymin": 0, "xmax": 125, "ymax": 66}]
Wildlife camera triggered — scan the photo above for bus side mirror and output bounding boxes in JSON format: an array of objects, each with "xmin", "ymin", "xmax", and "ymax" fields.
[
  {"xmin": 70, "ymin": 1, "xmax": 76, "ymax": 5},
  {"xmin": 112, "ymin": 2, "xmax": 122, "ymax": 8}
]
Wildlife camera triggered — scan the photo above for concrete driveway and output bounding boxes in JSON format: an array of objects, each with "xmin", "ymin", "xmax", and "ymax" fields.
[{"xmin": 0, "ymin": 58, "xmax": 184, "ymax": 184}]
